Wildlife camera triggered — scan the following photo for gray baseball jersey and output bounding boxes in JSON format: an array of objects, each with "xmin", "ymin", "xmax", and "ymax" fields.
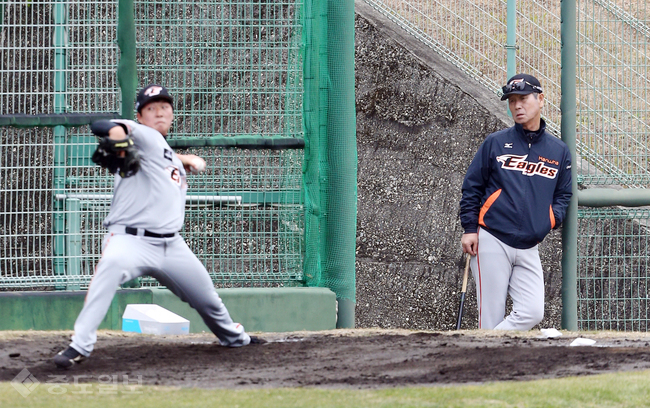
[
  {"xmin": 68, "ymin": 119, "xmax": 250, "ymax": 357},
  {"xmin": 103, "ymin": 120, "xmax": 186, "ymax": 233}
]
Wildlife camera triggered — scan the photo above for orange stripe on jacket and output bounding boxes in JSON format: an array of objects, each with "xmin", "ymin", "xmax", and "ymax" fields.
[
  {"xmin": 478, "ymin": 189, "xmax": 502, "ymax": 228},
  {"xmin": 549, "ymin": 205, "xmax": 556, "ymax": 229}
]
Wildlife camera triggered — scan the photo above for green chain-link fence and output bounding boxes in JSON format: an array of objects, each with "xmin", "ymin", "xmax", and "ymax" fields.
[
  {"xmin": 577, "ymin": 208, "xmax": 650, "ymax": 331},
  {"xmin": 1, "ymin": 0, "xmax": 357, "ymax": 314},
  {"xmin": 1, "ymin": 0, "xmax": 305, "ymax": 289}
]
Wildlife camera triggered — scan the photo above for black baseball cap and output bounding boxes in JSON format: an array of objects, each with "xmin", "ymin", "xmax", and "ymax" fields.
[
  {"xmin": 500, "ymin": 74, "xmax": 543, "ymax": 100},
  {"xmin": 135, "ymin": 84, "xmax": 174, "ymax": 113}
]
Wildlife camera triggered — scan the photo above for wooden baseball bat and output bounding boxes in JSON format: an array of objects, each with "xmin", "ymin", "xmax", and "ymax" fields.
[{"xmin": 455, "ymin": 254, "xmax": 471, "ymax": 330}]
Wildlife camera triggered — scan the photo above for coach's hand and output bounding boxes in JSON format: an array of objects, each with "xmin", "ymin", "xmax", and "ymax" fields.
[{"xmin": 461, "ymin": 233, "xmax": 478, "ymax": 256}]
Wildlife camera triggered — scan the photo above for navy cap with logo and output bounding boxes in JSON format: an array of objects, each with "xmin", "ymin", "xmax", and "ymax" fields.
[
  {"xmin": 500, "ymin": 74, "xmax": 543, "ymax": 100},
  {"xmin": 135, "ymin": 84, "xmax": 174, "ymax": 113}
]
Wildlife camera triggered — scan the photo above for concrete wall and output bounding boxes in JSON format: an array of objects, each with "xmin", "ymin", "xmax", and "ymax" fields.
[{"xmin": 0, "ymin": 288, "xmax": 337, "ymax": 333}]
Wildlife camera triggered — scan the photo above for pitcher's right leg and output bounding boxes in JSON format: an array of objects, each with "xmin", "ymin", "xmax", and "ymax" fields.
[{"xmin": 54, "ymin": 234, "xmax": 143, "ymax": 368}]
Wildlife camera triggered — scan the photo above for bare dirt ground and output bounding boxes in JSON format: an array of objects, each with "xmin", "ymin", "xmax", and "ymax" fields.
[{"xmin": 1, "ymin": 329, "xmax": 650, "ymax": 389}]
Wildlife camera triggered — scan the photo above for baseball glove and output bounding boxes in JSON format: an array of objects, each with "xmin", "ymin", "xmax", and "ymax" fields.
[{"xmin": 91, "ymin": 136, "xmax": 141, "ymax": 178}]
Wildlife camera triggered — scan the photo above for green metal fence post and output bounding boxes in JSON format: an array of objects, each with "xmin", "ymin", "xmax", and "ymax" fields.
[
  {"xmin": 504, "ymin": 0, "xmax": 517, "ymax": 119},
  {"xmin": 303, "ymin": 0, "xmax": 323, "ymax": 287},
  {"xmin": 52, "ymin": 0, "xmax": 68, "ymax": 287},
  {"xmin": 326, "ymin": 0, "xmax": 357, "ymax": 328},
  {"xmin": 115, "ymin": 0, "xmax": 139, "ymax": 288},
  {"xmin": 505, "ymin": 0, "xmax": 517, "ymax": 79},
  {"xmin": 117, "ymin": 0, "xmax": 137, "ymax": 119},
  {"xmin": 65, "ymin": 199, "xmax": 81, "ymax": 290},
  {"xmin": 318, "ymin": 0, "xmax": 329, "ymax": 295},
  {"xmin": 560, "ymin": 0, "xmax": 578, "ymax": 331}
]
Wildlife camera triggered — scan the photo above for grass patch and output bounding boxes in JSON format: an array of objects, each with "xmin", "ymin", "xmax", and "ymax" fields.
[{"xmin": 2, "ymin": 370, "xmax": 649, "ymax": 408}]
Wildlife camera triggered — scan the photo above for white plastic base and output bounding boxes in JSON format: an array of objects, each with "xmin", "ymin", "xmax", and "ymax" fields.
[{"xmin": 122, "ymin": 304, "xmax": 190, "ymax": 335}]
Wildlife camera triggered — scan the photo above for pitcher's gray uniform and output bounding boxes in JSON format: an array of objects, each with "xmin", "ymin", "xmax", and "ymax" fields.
[
  {"xmin": 71, "ymin": 120, "xmax": 250, "ymax": 356},
  {"xmin": 54, "ymin": 85, "xmax": 254, "ymax": 368}
]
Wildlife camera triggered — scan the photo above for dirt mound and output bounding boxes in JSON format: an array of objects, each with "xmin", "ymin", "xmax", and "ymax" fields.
[{"xmin": 2, "ymin": 330, "xmax": 650, "ymax": 389}]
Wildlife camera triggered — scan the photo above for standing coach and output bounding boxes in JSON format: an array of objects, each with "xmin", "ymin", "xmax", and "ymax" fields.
[{"xmin": 459, "ymin": 74, "xmax": 572, "ymax": 330}]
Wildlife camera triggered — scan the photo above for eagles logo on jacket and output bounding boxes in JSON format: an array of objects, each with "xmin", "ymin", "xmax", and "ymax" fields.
[{"xmin": 460, "ymin": 119, "xmax": 572, "ymax": 249}]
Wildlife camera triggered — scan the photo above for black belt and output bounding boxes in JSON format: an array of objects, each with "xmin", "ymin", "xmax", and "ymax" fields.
[{"xmin": 125, "ymin": 227, "xmax": 176, "ymax": 238}]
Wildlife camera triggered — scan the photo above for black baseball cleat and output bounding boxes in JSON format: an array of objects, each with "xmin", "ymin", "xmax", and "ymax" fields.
[
  {"xmin": 53, "ymin": 346, "xmax": 86, "ymax": 369},
  {"xmin": 249, "ymin": 336, "xmax": 267, "ymax": 345}
]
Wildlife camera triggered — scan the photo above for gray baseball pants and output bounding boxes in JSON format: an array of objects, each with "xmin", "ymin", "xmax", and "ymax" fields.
[
  {"xmin": 70, "ymin": 227, "xmax": 250, "ymax": 356},
  {"xmin": 470, "ymin": 228, "xmax": 545, "ymax": 330}
]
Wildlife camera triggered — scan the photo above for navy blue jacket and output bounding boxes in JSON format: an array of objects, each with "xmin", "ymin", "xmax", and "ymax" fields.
[{"xmin": 460, "ymin": 119, "xmax": 572, "ymax": 249}]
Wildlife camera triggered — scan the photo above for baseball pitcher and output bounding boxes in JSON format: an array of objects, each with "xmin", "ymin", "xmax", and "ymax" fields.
[{"xmin": 54, "ymin": 84, "xmax": 264, "ymax": 369}]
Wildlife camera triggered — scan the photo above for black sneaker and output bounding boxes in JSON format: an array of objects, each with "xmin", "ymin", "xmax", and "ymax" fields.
[
  {"xmin": 53, "ymin": 347, "xmax": 86, "ymax": 369},
  {"xmin": 249, "ymin": 336, "xmax": 267, "ymax": 345}
]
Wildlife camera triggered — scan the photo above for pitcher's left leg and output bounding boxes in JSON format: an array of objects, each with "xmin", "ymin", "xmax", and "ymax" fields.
[
  {"xmin": 151, "ymin": 236, "xmax": 250, "ymax": 346},
  {"xmin": 494, "ymin": 246, "xmax": 544, "ymax": 331}
]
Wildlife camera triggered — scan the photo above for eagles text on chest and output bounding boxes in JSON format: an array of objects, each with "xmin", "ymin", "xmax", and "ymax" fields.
[{"xmin": 496, "ymin": 154, "xmax": 558, "ymax": 179}]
